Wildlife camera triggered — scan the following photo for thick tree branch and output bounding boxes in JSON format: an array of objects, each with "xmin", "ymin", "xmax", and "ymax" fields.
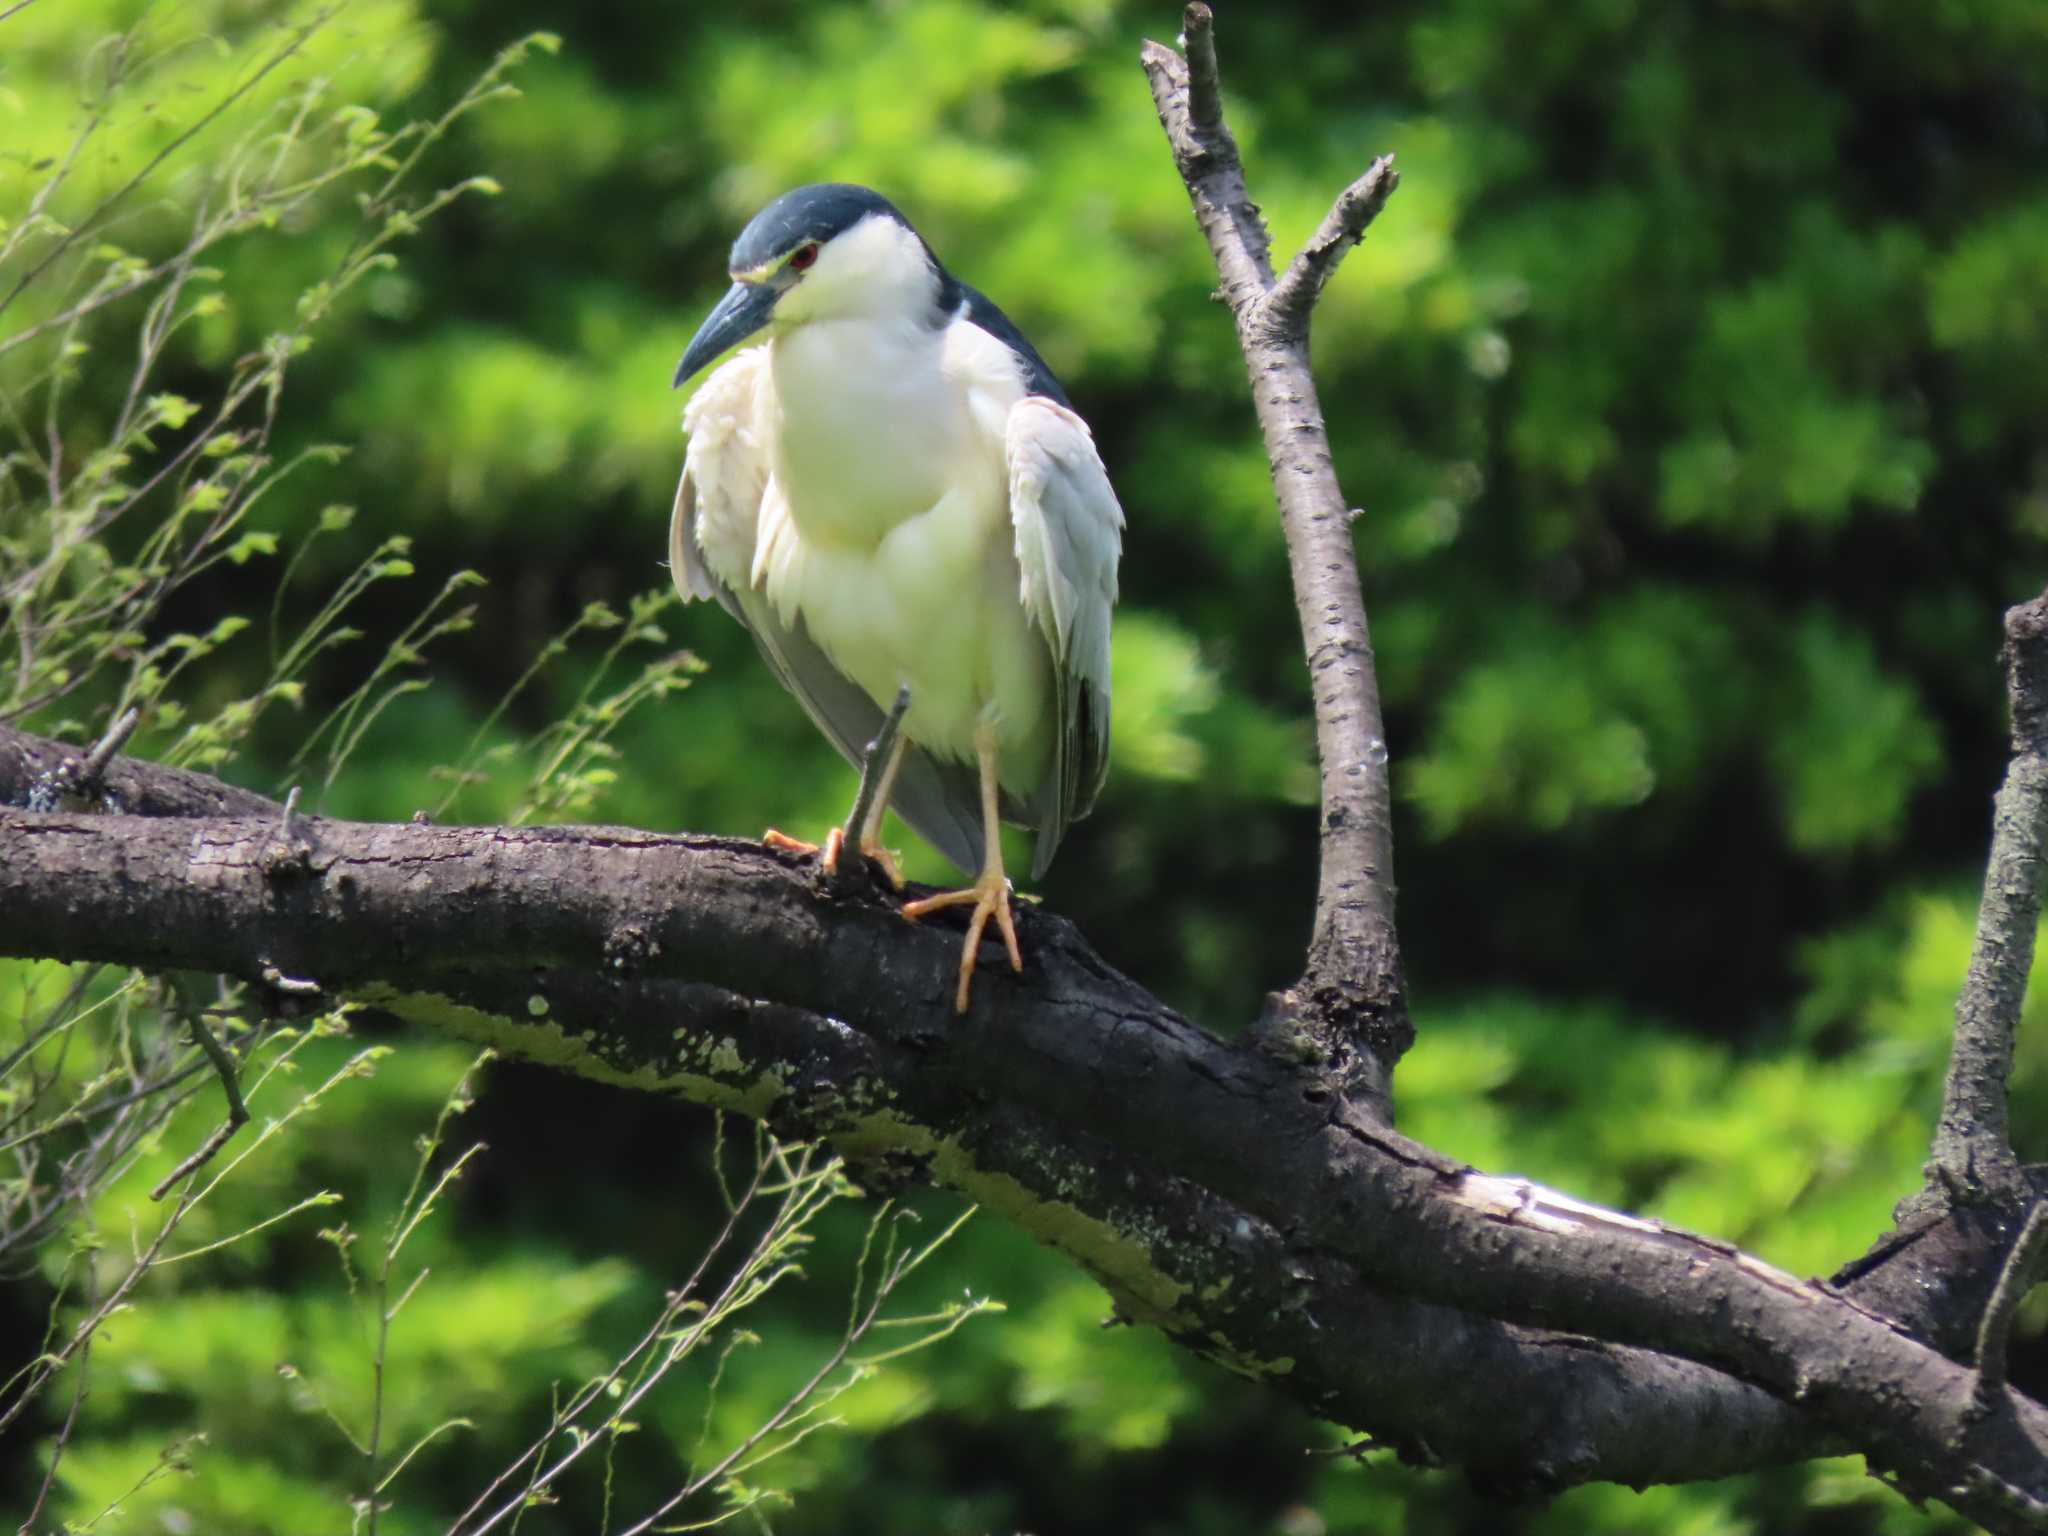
[
  {"xmin": 0, "ymin": 751, "xmax": 1808, "ymax": 1488},
  {"xmin": 4, "ymin": 727, "xmax": 2047, "ymax": 1529},
  {"xmin": 1143, "ymin": 6, "xmax": 1407, "ymax": 1098}
]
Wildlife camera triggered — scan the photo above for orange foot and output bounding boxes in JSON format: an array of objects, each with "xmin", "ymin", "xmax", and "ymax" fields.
[
  {"xmin": 762, "ymin": 827, "xmax": 820, "ymax": 857},
  {"xmin": 765, "ymin": 827, "xmax": 906, "ymax": 889},
  {"xmin": 901, "ymin": 868, "xmax": 1022, "ymax": 1013}
]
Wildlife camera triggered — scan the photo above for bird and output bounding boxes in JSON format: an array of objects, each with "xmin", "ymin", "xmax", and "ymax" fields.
[{"xmin": 668, "ymin": 183, "xmax": 1124, "ymax": 1013}]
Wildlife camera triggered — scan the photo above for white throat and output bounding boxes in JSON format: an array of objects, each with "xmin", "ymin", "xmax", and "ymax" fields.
[{"xmin": 766, "ymin": 221, "xmax": 964, "ymax": 542}]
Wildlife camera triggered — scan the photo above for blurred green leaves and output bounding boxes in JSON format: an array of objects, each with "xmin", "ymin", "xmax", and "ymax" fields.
[{"xmin": 1772, "ymin": 613, "xmax": 1943, "ymax": 852}]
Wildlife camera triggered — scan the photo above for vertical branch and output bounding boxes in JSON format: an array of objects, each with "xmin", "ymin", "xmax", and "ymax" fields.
[
  {"xmin": 1142, "ymin": 5, "xmax": 1408, "ymax": 1100},
  {"xmin": 1925, "ymin": 589, "xmax": 2048, "ymax": 1206}
]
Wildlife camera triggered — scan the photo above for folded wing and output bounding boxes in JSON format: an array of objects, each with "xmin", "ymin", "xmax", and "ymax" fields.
[{"xmin": 1005, "ymin": 395, "xmax": 1124, "ymax": 878}]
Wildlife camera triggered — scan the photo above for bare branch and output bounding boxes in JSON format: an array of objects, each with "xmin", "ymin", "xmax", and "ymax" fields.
[
  {"xmin": 1180, "ymin": 2, "xmax": 1225, "ymax": 135},
  {"xmin": 1140, "ymin": 27, "xmax": 1273, "ymax": 316},
  {"xmin": 1143, "ymin": 9, "xmax": 1407, "ymax": 1095},
  {"xmin": 1926, "ymin": 588, "xmax": 2048, "ymax": 1206},
  {"xmin": 1267, "ymin": 157, "xmax": 1399, "ymax": 335}
]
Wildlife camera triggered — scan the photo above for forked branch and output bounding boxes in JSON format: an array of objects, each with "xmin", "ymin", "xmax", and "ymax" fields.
[{"xmin": 1143, "ymin": 4, "xmax": 1406, "ymax": 1098}]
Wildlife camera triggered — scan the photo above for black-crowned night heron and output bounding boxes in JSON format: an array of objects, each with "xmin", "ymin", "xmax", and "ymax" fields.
[{"xmin": 669, "ymin": 184, "xmax": 1124, "ymax": 1012}]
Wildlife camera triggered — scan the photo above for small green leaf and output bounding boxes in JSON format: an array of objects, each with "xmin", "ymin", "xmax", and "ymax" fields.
[
  {"xmin": 149, "ymin": 394, "xmax": 198, "ymax": 430},
  {"xmin": 226, "ymin": 532, "xmax": 278, "ymax": 565}
]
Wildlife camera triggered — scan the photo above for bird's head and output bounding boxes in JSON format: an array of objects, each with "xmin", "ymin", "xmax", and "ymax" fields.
[{"xmin": 672, "ymin": 184, "xmax": 941, "ymax": 388}]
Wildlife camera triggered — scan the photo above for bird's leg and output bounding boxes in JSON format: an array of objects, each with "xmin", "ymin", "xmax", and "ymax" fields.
[
  {"xmin": 901, "ymin": 722, "xmax": 1021, "ymax": 1013},
  {"xmin": 822, "ymin": 684, "xmax": 911, "ymax": 887},
  {"xmin": 768, "ymin": 686, "xmax": 912, "ymax": 884},
  {"xmin": 842, "ymin": 731, "xmax": 908, "ymax": 888},
  {"xmin": 821, "ymin": 733, "xmax": 908, "ymax": 884}
]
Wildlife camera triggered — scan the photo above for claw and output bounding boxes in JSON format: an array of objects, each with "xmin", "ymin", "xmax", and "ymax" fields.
[
  {"xmin": 763, "ymin": 827, "xmax": 822, "ymax": 857},
  {"xmin": 767, "ymin": 825, "xmax": 903, "ymax": 890},
  {"xmin": 860, "ymin": 837, "xmax": 906, "ymax": 890},
  {"xmin": 903, "ymin": 868, "xmax": 1021, "ymax": 1013}
]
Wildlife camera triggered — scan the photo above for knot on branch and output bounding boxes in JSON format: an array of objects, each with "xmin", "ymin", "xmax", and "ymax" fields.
[
  {"xmin": 1252, "ymin": 926, "xmax": 1410, "ymax": 1118},
  {"xmin": 260, "ymin": 786, "xmax": 315, "ymax": 879},
  {"xmin": 20, "ymin": 707, "xmax": 141, "ymax": 814}
]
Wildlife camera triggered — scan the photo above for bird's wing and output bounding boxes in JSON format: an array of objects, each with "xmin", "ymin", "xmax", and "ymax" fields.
[
  {"xmin": 1005, "ymin": 394, "xmax": 1124, "ymax": 878},
  {"xmin": 670, "ymin": 349, "xmax": 987, "ymax": 876},
  {"xmin": 671, "ymin": 348, "xmax": 771, "ymax": 610}
]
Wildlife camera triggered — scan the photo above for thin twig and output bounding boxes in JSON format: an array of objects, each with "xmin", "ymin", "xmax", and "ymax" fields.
[
  {"xmin": 1267, "ymin": 157, "xmax": 1400, "ymax": 334},
  {"xmin": 1181, "ymin": 2, "xmax": 1224, "ymax": 133},
  {"xmin": 447, "ymin": 1151, "xmax": 780, "ymax": 1533},
  {"xmin": 75, "ymin": 707, "xmax": 141, "ymax": 798},
  {"xmin": 0, "ymin": 1181, "xmax": 201, "ymax": 1437},
  {"xmin": 0, "ymin": 8, "xmax": 342, "ymax": 321},
  {"xmin": 17, "ymin": 1261, "xmax": 93, "ymax": 1533},
  {"xmin": 148, "ymin": 1014, "xmax": 249, "ymax": 1201},
  {"xmin": 26, "ymin": 707, "xmax": 142, "ymax": 812},
  {"xmin": 1975, "ymin": 1203, "xmax": 2048, "ymax": 1410}
]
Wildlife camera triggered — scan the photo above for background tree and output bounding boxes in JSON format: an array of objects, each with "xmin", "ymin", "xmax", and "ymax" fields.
[{"xmin": 4, "ymin": 0, "xmax": 2048, "ymax": 1531}]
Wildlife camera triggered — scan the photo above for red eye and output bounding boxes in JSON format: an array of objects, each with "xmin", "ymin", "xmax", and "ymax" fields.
[{"xmin": 788, "ymin": 241, "xmax": 820, "ymax": 273}]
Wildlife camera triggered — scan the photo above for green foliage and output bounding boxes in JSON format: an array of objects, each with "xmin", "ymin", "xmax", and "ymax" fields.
[{"xmin": 5, "ymin": 0, "xmax": 2048, "ymax": 1531}]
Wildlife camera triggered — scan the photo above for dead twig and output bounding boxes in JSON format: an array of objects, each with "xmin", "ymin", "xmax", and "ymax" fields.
[{"xmin": 148, "ymin": 1014, "xmax": 249, "ymax": 1201}]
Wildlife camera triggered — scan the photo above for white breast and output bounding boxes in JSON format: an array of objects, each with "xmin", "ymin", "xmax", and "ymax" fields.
[
  {"xmin": 767, "ymin": 314, "xmax": 972, "ymax": 544},
  {"xmin": 748, "ymin": 313, "xmax": 1054, "ymax": 783}
]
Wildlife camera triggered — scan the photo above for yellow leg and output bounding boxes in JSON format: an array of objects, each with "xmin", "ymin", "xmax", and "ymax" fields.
[{"xmin": 900, "ymin": 723, "xmax": 1020, "ymax": 1013}]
